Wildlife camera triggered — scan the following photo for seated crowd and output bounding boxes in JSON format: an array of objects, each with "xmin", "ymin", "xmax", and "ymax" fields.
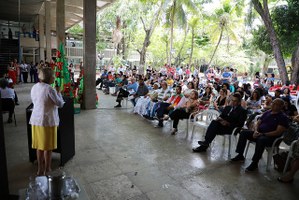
[{"xmin": 96, "ymin": 65, "xmax": 299, "ymax": 182}]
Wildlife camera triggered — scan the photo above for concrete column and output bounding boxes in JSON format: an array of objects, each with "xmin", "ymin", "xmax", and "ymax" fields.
[
  {"xmin": 0, "ymin": 107, "xmax": 9, "ymax": 198},
  {"xmin": 20, "ymin": 47, "xmax": 23, "ymax": 62},
  {"xmin": 33, "ymin": 48, "xmax": 36, "ymax": 64},
  {"xmin": 56, "ymin": 0, "xmax": 65, "ymax": 48},
  {"xmin": 83, "ymin": 0, "xmax": 96, "ymax": 109},
  {"xmin": 38, "ymin": 14, "xmax": 45, "ymax": 61},
  {"xmin": 45, "ymin": 0, "xmax": 51, "ymax": 61}
]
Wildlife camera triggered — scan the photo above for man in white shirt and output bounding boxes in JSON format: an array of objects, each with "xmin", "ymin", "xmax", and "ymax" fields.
[
  {"xmin": 117, "ymin": 65, "xmax": 126, "ymax": 74},
  {"xmin": 109, "ymin": 65, "xmax": 116, "ymax": 74},
  {"xmin": 20, "ymin": 61, "xmax": 29, "ymax": 83}
]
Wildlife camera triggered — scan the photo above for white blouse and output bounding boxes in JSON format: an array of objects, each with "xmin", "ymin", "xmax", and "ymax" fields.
[
  {"xmin": 0, "ymin": 87, "xmax": 15, "ymax": 99},
  {"xmin": 30, "ymin": 82, "xmax": 65, "ymax": 126}
]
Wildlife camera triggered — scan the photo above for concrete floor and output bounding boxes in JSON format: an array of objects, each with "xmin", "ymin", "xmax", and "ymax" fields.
[{"xmin": 3, "ymin": 83, "xmax": 299, "ymax": 200}]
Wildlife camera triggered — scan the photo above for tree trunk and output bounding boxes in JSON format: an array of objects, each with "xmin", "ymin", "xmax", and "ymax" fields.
[
  {"xmin": 208, "ymin": 28, "xmax": 223, "ymax": 66},
  {"xmin": 117, "ymin": 43, "xmax": 121, "ymax": 55},
  {"xmin": 252, "ymin": 0, "xmax": 288, "ymax": 84},
  {"xmin": 189, "ymin": 28, "xmax": 194, "ymax": 66},
  {"xmin": 122, "ymin": 21, "xmax": 127, "ymax": 60},
  {"xmin": 166, "ymin": 40, "xmax": 169, "ymax": 64},
  {"xmin": 169, "ymin": 0, "xmax": 176, "ymax": 65},
  {"xmin": 175, "ymin": 27, "xmax": 188, "ymax": 66},
  {"xmin": 138, "ymin": 30, "xmax": 150, "ymax": 75},
  {"xmin": 262, "ymin": 54, "xmax": 271, "ymax": 75},
  {"xmin": 138, "ymin": 4, "xmax": 163, "ymax": 74},
  {"xmin": 291, "ymin": 39, "xmax": 299, "ymax": 84}
]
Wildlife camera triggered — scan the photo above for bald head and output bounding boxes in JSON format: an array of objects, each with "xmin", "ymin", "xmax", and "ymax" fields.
[{"xmin": 271, "ymin": 98, "xmax": 285, "ymax": 112}]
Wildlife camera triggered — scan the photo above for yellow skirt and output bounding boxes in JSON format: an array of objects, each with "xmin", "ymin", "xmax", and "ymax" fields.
[{"xmin": 32, "ymin": 125, "xmax": 57, "ymax": 151}]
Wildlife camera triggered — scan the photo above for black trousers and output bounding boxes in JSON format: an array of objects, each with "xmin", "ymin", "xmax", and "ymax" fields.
[
  {"xmin": 235, "ymin": 130, "xmax": 278, "ymax": 163},
  {"xmin": 1, "ymin": 98, "xmax": 15, "ymax": 119},
  {"xmin": 22, "ymin": 72, "xmax": 28, "ymax": 83},
  {"xmin": 204, "ymin": 120, "xmax": 234, "ymax": 144},
  {"xmin": 30, "ymin": 72, "xmax": 34, "ymax": 82},
  {"xmin": 116, "ymin": 88, "xmax": 129, "ymax": 104},
  {"xmin": 169, "ymin": 108, "xmax": 190, "ymax": 129},
  {"xmin": 156, "ymin": 102, "xmax": 171, "ymax": 119}
]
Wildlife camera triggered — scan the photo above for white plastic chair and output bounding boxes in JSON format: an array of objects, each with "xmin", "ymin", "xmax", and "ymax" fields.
[
  {"xmin": 191, "ymin": 109, "xmax": 243, "ymax": 158},
  {"xmin": 295, "ymin": 92, "xmax": 299, "ymax": 112},
  {"xmin": 167, "ymin": 110, "xmax": 200, "ymax": 133},
  {"xmin": 190, "ymin": 109, "xmax": 220, "ymax": 139},
  {"xmin": 244, "ymin": 136, "xmax": 283, "ymax": 171},
  {"xmin": 219, "ymin": 127, "xmax": 241, "ymax": 159}
]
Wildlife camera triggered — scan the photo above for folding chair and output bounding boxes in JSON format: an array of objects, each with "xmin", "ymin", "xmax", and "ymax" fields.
[
  {"xmin": 1, "ymin": 98, "xmax": 17, "ymax": 126},
  {"xmin": 244, "ymin": 136, "xmax": 283, "ymax": 171}
]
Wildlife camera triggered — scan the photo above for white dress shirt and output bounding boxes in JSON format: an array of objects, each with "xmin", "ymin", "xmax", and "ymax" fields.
[
  {"xmin": 30, "ymin": 82, "xmax": 65, "ymax": 126},
  {"xmin": 0, "ymin": 87, "xmax": 15, "ymax": 99}
]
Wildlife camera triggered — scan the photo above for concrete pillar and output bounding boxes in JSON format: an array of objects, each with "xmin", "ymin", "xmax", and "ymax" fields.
[
  {"xmin": 0, "ymin": 107, "xmax": 9, "ymax": 198},
  {"xmin": 45, "ymin": 0, "xmax": 51, "ymax": 62},
  {"xmin": 20, "ymin": 47, "xmax": 23, "ymax": 62},
  {"xmin": 38, "ymin": 14, "xmax": 45, "ymax": 61},
  {"xmin": 33, "ymin": 48, "xmax": 36, "ymax": 64},
  {"xmin": 56, "ymin": 0, "xmax": 65, "ymax": 48},
  {"xmin": 83, "ymin": 0, "xmax": 96, "ymax": 109}
]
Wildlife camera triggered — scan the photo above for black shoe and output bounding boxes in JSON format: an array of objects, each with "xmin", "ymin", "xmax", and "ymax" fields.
[
  {"xmin": 245, "ymin": 162, "xmax": 258, "ymax": 172},
  {"xmin": 197, "ymin": 141, "xmax": 209, "ymax": 146},
  {"xmin": 7, "ymin": 118, "xmax": 12, "ymax": 123},
  {"xmin": 143, "ymin": 114, "xmax": 149, "ymax": 119},
  {"xmin": 148, "ymin": 117, "xmax": 154, "ymax": 120},
  {"xmin": 192, "ymin": 146, "xmax": 208, "ymax": 153},
  {"xmin": 155, "ymin": 122, "xmax": 163, "ymax": 128},
  {"xmin": 114, "ymin": 104, "xmax": 121, "ymax": 108},
  {"xmin": 231, "ymin": 154, "xmax": 245, "ymax": 162},
  {"xmin": 171, "ymin": 128, "xmax": 178, "ymax": 135},
  {"xmin": 15, "ymin": 102, "xmax": 19, "ymax": 105}
]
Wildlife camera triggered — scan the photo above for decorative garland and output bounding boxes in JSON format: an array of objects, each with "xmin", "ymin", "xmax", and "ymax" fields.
[{"xmin": 51, "ymin": 42, "xmax": 74, "ymax": 98}]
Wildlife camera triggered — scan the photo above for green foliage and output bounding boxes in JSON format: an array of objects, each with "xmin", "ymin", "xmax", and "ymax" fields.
[
  {"xmin": 251, "ymin": 26, "xmax": 272, "ymax": 55},
  {"xmin": 194, "ymin": 34, "xmax": 210, "ymax": 47},
  {"xmin": 112, "ymin": 55, "xmax": 123, "ymax": 67},
  {"xmin": 271, "ymin": 1, "xmax": 299, "ymax": 57},
  {"xmin": 67, "ymin": 24, "xmax": 83, "ymax": 36},
  {"xmin": 248, "ymin": 63, "xmax": 261, "ymax": 77},
  {"xmin": 251, "ymin": 1, "xmax": 299, "ymax": 58}
]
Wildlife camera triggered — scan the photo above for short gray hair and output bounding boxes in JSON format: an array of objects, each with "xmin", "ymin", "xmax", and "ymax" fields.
[{"xmin": 38, "ymin": 67, "xmax": 54, "ymax": 83}]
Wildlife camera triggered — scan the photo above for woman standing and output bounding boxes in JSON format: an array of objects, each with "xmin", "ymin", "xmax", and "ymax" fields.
[
  {"xmin": 8, "ymin": 62, "xmax": 17, "ymax": 85},
  {"xmin": 30, "ymin": 68, "xmax": 65, "ymax": 176}
]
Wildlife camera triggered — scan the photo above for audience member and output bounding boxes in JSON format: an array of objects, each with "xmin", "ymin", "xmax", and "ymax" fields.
[
  {"xmin": 193, "ymin": 93, "xmax": 247, "ymax": 152},
  {"xmin": 231, "ymin": 98, "xmax": 289, "ymax": 172}
]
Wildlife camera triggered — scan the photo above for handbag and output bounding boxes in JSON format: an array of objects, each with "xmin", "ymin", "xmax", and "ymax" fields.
[
  {"xmin": 283, "ymin": 123, "xmax": 299, "ymax": 146},
  {"xmin": 273, "ymin": 151, "xmax": 291, "ymax": 172}
]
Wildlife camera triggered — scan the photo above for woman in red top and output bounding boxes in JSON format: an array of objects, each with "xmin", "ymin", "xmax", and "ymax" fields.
[{"xmin": 7, "ymin": 62, "xmax": 17, "ymax": 85}]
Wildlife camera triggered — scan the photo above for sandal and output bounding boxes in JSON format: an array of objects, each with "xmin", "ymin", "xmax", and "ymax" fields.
[{"xmin": 277, "ymin": 177, "xmax": 294, "ymax": 183}]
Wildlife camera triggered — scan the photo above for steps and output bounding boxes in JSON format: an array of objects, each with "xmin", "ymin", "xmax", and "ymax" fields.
[{"xmin": 0, "ymin": 39, "xmax": 19, "ymax": 75}]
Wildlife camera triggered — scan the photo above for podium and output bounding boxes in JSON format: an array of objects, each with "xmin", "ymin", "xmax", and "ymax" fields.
[
  {"xmin": 26, "ymin": 97, "xmax": 75, "ymax": 166},
  {"xmin": 0, "ymin": 98, "xmax": 19, "ymax": 199}
]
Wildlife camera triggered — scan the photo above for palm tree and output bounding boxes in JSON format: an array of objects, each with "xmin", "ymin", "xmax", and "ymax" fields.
[
  {"xmin": 188, "ymin": 17, "xmax": 200, "ymax": 66},
  {"xmin": 164, "ymin": 0, "xmax": 197, "ymax": 64},
  {"xmin": 207, "ymin": 0, "xmax": 243, "ymax": 66}
]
